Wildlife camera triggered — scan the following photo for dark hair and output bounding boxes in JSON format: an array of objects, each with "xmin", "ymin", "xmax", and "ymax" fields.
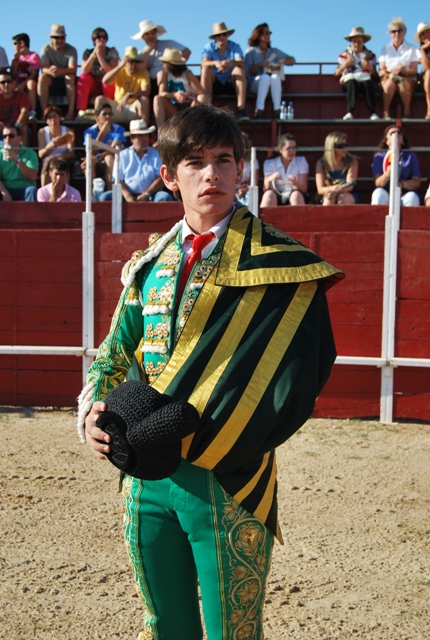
[
  {"xmin": 158, "ymin": 104, "xmax": 244, "ymax": 178},
  {"xmin": 91, "ymin": 27, "xmax": 108, "ymax": 43},
  {"xmin": 0, "ymin": 71, "xmax": 14, "ymax": 82},
  {"xmin": 248, "ymin": 23, "xmax": 271, "ymax": 47},
  {"xmin": 4, "ymin": 123, "xmax": 22, "ymax": 137},
  {"xmin": 379, "ymin": 125, "xmax": 409, "ymax": 149},
  {"xmin": 44, "ymin": 105, "xmax": 62, "ymax": 120},
  {"xmin": 278, "ymin": 133, "xmax": 297, "ymax": 148},
  {"xmin": 48, "ymin": 157, "xmax": 70, "ymax": 172},
  {"xmin": 165, "ymin": 62, "xmax": 188, "ymax": 76},
  {"xmin": 12, "ymin": 33, "xmax": 30, "ymax": 48},
  {"xmin": 95, "ymin": 102, "xmax": 113, "ymax": 115}
]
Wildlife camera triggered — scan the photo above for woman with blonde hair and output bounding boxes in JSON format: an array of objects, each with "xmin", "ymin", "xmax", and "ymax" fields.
[
  {"xmin": 378, "ymin": 17, "xmax": 419, "ymax": 119},
  {"xmin": 315, "ymin": 132, "xmax": 359, "ymax": 205}
]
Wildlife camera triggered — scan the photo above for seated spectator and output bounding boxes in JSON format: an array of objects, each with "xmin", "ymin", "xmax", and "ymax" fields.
[
  {"xmin": 38, "ymin": 24, "xmax": 78, "ymax": 121},
  {"xmin": 76, "ymin": 27, "xmax": 119, "ymax": 116},
  {"xmin": 315, "ymin": 132, "xmax": 359, "ymax": 205},
  {"xmin": 100, "ymin": 119, "xmax": 173, "ymax": 203},
  {"xmin": 415, "ymin": 22, "xmax": 430, "ymax": 119},
  {"xmin": 425, "ymin": 182, "xmax": 430, "ymax": 206},
  {"xmin": 131, "ymin": 19, "xmax": 191, "ymax": 97},
  {"xmin": 0, "ymin": 71, "xmax": 30, "ymax": 144},
  {"xmin": 235, "ymin": 132, "xmax": 259, "ymax": 206},
  {"xmin": 82, "ymin": 103, "xmax": 126, "ymax": 190},
  {"xmin": 0, "ymin": 124, "xmax": 38, "ymax": 201},
  {"xmin": 371, "ymin": 125, "xmax": 421, "ymax": 206},
  {"xmin": 378, "ymin": 17, "xmax": 419, "ymax": 119},
  {"xmin": 0, "ymin": 47, "xmax": 8, "ymax": 70},
  {"xmin": 11, "ymin": 33, "xmax": 41, "ymax": 119},
  {"xmin": 95, "ymin": 47, "xmax": 150, "ymax": 125},
  {"xmin": 245, "ymin": 23, "xmax": 295, "ymax": 119},
  {"xmin": 37, "ymin": 157, "xmax": 81, "ymax": 202},
  {"xmin": 153, "ymin": 48, "xmax": 205, "ymax": 129},
  {"xmin": 38, "ymin": 105, "xmax": 75, "ymax": 185},
  {"xmin": 260, "ymin": 133, "xmax": 308, "ymax": 207},
  {"xmin": 335, "ymin": 27, "xmax": 379, "ymax": 120},
  {"xmin": 201, "ymin": 22, "xmax": 248, "ymax": 121}
]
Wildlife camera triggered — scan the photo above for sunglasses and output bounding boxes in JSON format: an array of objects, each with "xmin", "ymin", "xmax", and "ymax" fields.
[
  {"xmin": 51, "ymin": 36, "xmax": 65, "ymax": 40},
  {"xmin": 335, "ymin": 143, "xmax": 348, "ymax": 149},
  {"xmin": 0, "ymin": 79, "xmax": 12, "ymax": 84},
  {"xmin": 96, "ymin": 34, "xmax": 107, "ymax": 39},
  {"xmin": 13, "ymin": 41, "xmax": 20, "ymax": 45},
  {"xmin": 3, "ymin": 133, "xmax": 17, "ymax": 138},
  {"xmin": 100, "ymin": 112, "xmax": 113, "ymax": 117},
  {"xmin": 261, "ymin": 30, "xmax": 272, "ymax": 35},
  {"xmin": 390, "ymin": 29, "xmax": 404, "ymax": 34}
]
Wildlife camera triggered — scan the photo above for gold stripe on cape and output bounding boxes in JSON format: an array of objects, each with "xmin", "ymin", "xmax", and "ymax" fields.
[{"xmin": 192, "ymin": 280, "xmax": 318, "ymax": 469}]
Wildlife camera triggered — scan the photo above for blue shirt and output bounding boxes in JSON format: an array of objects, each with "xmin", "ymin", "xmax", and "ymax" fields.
[
  {"xmin": 244, "ymin": 46, "xmax": 290, "ymax": 82},
  {"xmin": 201, "ymin": 40, "xmax": 243, "ymax": 84},
  {"xmin": 84, "ymin": 122, "xmax": 126, "ymax": 146},
  {"xmin": 119, "ymin": 146, "xmax": 162, "ymax": 195},
  {"xmin": 372, "ymin": 150, "xmax": 421, "ymax": 192}
]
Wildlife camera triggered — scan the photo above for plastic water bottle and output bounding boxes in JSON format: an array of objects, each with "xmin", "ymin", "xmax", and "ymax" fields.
[
  {"xmin": 92, "ymin": 177, "xmax": 106, "ymax": 201},
  {"xmin": 287, "ymin": 101, "xmax": 294, "ymax": 120},
  {"xmin": 280, "ymin": 102, "xmax": 287, "ymax": 120},
  {"xmin": 3, "ymin": 144, "xmax": 11, "ymax": 161}
]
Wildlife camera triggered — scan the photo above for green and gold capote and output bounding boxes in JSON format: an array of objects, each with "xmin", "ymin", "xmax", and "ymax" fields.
[{"xmin": 87, "ymin": 206, "xmax": 343, "ymax": 539}]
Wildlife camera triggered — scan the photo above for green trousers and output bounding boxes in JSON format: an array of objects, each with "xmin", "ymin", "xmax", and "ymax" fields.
[{"xmin": 123, "ymin": 459, "xmax": 274, "ymax": 640}]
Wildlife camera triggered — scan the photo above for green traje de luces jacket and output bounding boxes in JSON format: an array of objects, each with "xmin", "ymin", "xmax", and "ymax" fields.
[{"xmin": 86, "ymin": 206, "xmax": 343, "ymax": 540}]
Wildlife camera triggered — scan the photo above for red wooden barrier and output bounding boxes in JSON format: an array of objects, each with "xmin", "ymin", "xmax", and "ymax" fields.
[{"xmin": 1, "ymin": 203, "xmax": 429, "ymax": 421}]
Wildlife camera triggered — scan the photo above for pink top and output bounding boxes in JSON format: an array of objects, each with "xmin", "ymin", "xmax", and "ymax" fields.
[
  {"xmin": 37, "ymin": 183, "xmax": 82, "ymax": 202},
  {"xmin": 15, "ymin": 51, "xmax": 41, "ymax": 83}
]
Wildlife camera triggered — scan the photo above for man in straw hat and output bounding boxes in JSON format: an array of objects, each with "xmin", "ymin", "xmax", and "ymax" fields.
[
  {"xmin": 201, "ymin": 22, "xmax": 249, "ymax": 121},
  {"xmin": 95, "ymin": 47, "xmax": 150, "ymax": 125},
  {"xmin": 99, "ymin": 118, "xmax": 172, "ymax": 202},
  {"xmin": 335, "ymin": 26, "xmax": 379, "ymax": 120},
  {"xmin": 80, "ymin": 103, "xmax": 342, "ymax": 639},
  {"xmin": 131, "ymin": 19, "xmax": 191, "ymax": 97},
  {"xmin": 38, "ymin": 24, "xmax": 77, "ymax": 120},
  {"xmin": 415, "ymin": 22, "xmax": 430, "ymax": 118}
]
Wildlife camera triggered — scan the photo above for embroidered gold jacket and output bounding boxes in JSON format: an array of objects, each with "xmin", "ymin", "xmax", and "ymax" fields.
[{"xmin": 87, "ymin": 206, "xmax": 343, "ymax": 540}]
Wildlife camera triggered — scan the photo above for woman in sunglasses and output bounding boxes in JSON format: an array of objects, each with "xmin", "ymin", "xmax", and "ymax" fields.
[
  {"xmin": 378, "ymin": 17, "xmax": 419, "ymax": 119},
  {"xmin": 244, "ymin": 23, "xmax": 295, "ymax": 119},
  {"xmin": 371, "ymin": 125, "xmax": 421, "ymax": 206},
  {"xmin": 315, "ymin": 132, "xmax": 359, "ymax": 205},
  {"xmin": 76, "ymin": 28, "xmax": 119, "ymax": 115}
]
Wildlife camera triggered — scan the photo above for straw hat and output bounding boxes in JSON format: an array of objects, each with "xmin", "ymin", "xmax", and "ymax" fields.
[
  {"xmin": 125, "ymin": 119, "xmax": 156, "ymax": 136},
  {"xmin": 160, "ymin": 48, "xmax": 186, "ymax": 65},
  {"xmin": 344, "ymin": 27, "xmax": 371, "ymax": 43},
  {"xmin": 131, "ymin": 19, "xmax": 166, "ymax": 40},
  {"xmin": 209, "ymin": 22, "xmax": 235, "ymax": 39},
  {"xmin": 50, "ymin": 24, "xmax": 67, "ymax": 37},
  {"xmin": 124, "ymin": 46, "xmax": 143, "ymax": 61},
  {"xmin": 414, "ymin": 22, "xmax": 430, "ymax": 43}
]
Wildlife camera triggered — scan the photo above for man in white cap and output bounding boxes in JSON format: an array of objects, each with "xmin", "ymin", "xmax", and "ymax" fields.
[
  {"xmin": 201, "ymin": 22, "xmax": 248, "ymax": 121},
  {"xmin": 96, "ymin": 47, "xmax": 150, "ymax": 125},
  {"xmin": 99, "ymin": 118, "xmax": 173, "ymax": 203},
  {"xmin": 38, "ymin": 25, "xmax": 78, "ymax": 120},
  {"xmin": 131, "ymin": 19, "xmax": 191, "ymax": 96}
]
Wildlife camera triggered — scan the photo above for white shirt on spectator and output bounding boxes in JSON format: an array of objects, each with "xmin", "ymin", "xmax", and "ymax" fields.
[
  {"xmin": 263, "ymin": 155, "xmax": 309, "ymax": 192},
  {"xmin": 379, "ymin": 41, "xmax": 420, "ymax": 76}
]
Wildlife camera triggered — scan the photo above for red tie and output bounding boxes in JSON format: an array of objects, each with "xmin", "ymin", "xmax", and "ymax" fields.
[{"xmin": 177, "ymin": 232, "xmax": 215, "ymax": 303}]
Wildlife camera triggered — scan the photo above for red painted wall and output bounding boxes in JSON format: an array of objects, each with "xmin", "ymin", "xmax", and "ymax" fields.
[{"xmin": 1, "ymin": 203, "xmax": 429, "ymax": 420}]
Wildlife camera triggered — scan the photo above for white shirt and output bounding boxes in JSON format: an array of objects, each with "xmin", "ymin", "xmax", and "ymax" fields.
[
  {"xmin": 379, "ymin": 41, "xmax": 420, "ymax": 74},
  {"xmin": 181, "ymin": 207, "xmax": 235, "ymax": 260},
  {"xmin": 263, "ymin": 155, "xmax": 309, "ymax": 192}
]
